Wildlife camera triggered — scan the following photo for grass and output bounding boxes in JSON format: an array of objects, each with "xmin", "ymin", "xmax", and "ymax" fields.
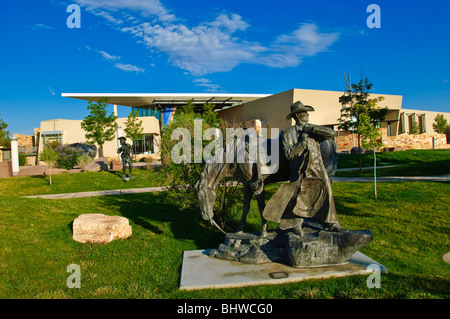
[
  {"xmin": 335, "ymin": 149, "xmax": 450, "ymax": 177},
  {"xmin": 0, "ymin": 175, "xmax": 449, "ymax": 299},
  {"xmin": 0, "ymin": 168, "xmax": 167, "ymax": 197},
  {"xmin": 0, "ymin": 149, "xmax": 449, "ymax": 299}
]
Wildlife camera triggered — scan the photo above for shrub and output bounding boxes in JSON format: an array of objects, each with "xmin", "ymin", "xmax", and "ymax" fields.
[
  {"xmin": 77, "ymin": 153, "xmax": 93, "ymax": 169},
  {"xmin": 19, "ymin": 154, "xmax": 27, "ymax": 166},
  {"xmin": 39, "ymin": 147, "xmax": 58, "ymax": 185},
  {"xmin": 45, "ymin": 140, "xmax": 62, "ymax": 150},
  {"xmin": 161, "ymin": 101, "xmax": 243, "ymax": 231},
  {"xmin": 53, "ymin": 144, "xmax": 84, "ymax": 169}
]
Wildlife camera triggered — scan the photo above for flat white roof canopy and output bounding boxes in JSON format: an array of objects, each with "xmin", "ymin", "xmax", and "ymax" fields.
[{"xmin": 61, "ymin": 93, "xmax": 271, "ymax": 109}]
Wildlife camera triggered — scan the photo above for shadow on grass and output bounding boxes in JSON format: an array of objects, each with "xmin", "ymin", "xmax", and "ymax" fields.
[
  {"xmin": 336, "ymin": 158, "xmax": 450, "ymax": 178},
  {"xmin": 384, "ymin": 272, "xmax": 450, "ymax": 298},
  {"xmin": 106, "ymin": 169, "xmax": 124, "ymax": 179},
  {"xmin": 30, "ymin": 174, "xmax": 50, "ymax": 185},
  {"xmin": 96, "ymin": 192, "xmax": 223, "ymax": 249}
]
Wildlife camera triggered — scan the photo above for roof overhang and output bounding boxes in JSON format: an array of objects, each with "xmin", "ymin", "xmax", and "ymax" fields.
[{"xmin": 61, "ymin": 93, "xmax": 271, "ymax": 110}]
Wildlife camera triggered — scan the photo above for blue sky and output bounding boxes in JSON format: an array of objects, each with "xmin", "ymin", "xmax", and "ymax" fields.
[{"xmin": 0, "ymin": 0, "xmax": 449, "ymax": 135}]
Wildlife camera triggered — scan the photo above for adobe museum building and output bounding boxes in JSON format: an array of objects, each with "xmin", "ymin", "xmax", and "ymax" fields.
[{"xmin": 36, "ymin": 88, "xmax": 450, "ymax": 160}]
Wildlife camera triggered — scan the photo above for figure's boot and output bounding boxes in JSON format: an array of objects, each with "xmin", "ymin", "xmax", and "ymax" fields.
[{"xmin": 293, "ymin": 219, "xmax": 304, "ymax": 237}]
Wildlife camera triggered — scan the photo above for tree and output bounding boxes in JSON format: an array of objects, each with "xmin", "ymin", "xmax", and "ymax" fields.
[
  {"xmin": 432, "ymin": 114, "xmax": 449, "ymax": 134},
  {"xmin": 81, "ymin": 98, "xmax": 118, "ymax": 158},
  {"xmin": 357, "ymin": 113, "xmax": 384, "ymax": 198},
  {"xmin": 161, "ymin": 100, "xmax": 220, "ymax": 208},
  {"xmin": 160, "ymin": 101, "xmax": 243, "ymax": 231},
  {"xmin": 339, "ymin": 77, "xmax": 388, "ymax": 173},
  {"xmin": 39, "ymin": 147, "xmax": 58, "ymax": 185},
  {"xmin": 0, "ymin": 115, "xmax": 11, "ymax": 148},
  {"xmin": 124, "ymin": 110, "xmax": 144, "ymax": 157}
]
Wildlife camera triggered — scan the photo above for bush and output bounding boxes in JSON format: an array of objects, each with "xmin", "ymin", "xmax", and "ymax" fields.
[
  {"xmin": 53, "ymin": 144, "xmax": 83, "ymax": 169},
  {"xmin": 77, "ymin": 153, "xmax": 93, "ymax": 169},
  {"xmin": 19, "ymin": 154, "xmax": 27, "ymax": 166},
  {"xmin": 161, "ymin": 101, "xmax": 243, "ymax": 231}
]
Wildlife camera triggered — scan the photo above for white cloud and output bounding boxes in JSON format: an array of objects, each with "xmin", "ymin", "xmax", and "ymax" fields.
[
  {"xmin": 121, "ymin": 16, "xmax": 265, "ymax": 75},
  {"xmin": 75, "ymin": 0, "xmax": 175, "ymax": 21},
  {"xmin": 85, "ymin": 46, "xmax": 144, "ymax": 73},
  {"xmin": 98, "ymin": 50, "xmax": 120, "ymax": 60},
  {"xmin": 28, "ymin": 24, "xmax": 52, "ymax": 30},
  {"xmin": 114, "ymin": 63, "xmax": 145, "ymax": 73},
  {"xmin": 259, "ymin": 23, "xmax": 339, "ymax": 68},
  {"xmin": 78, "ymin": 1, "xmax": 340, "ymax": 75},
  {"xmin": 193, "ymin": 78, "xmax": 223, "ymax": 92},
  {"xmin": 47, "ymin": 86, "xmax": 56, "ymax": 96},
  {"xmin": 207, "ymin": 14, "xmax": 249, "ymax": 32},
  {"xmin": 92, "ymin": 10, "xmax": 124, "ymax": 25}
]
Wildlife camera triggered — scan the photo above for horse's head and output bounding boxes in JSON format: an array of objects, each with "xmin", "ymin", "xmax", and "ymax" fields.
[{"xmin": 195, "ymin": 171, "xmax": 216, "ymax": 222}]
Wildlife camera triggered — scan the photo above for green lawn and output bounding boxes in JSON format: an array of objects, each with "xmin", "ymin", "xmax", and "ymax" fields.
[
  {"xmin": 0, "ymin": 169, "xmax": 449, "ymax": 298},
  {"xmin": 0, "ymin": 168, "xmax": 167, "ymax": 197},
  {"xmin": 335, "ymin": 149, "xmax": 450, "ymax": 177}
]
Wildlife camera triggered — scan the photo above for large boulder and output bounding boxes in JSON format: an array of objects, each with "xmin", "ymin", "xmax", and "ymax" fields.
[
  {"xmin": 83, "ymin": 157, "xmax": 109, "ymax": 172},
  {"xmin": 69, "ymin": 143, "xmax": 97, "ymax": 158},
  {"xmin": 72, "ymin": 214, "xmax": 132, "ymax": 243}
]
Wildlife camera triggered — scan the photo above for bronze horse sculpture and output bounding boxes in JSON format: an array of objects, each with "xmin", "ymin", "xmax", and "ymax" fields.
[{"xmin": 195, "ymin": 131, "xmax": 337, "ymax": 235}]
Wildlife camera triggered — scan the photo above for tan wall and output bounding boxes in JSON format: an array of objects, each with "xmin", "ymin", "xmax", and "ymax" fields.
[
  {"xmin": 218, "ymin": 88, "xmax": 404, "ymax": 137},
  {"xmin": 400, "ymin": 109, "xmax": 450, "ymax": 135},
  {"xmin": 39, "ymin": 117, "xmax": 160, "ymax": 159},
  {"xmin": 292, "ymin": 89, "xmax": 403, "ymax": 128},
  {"xmin": 218, "ymin": 89, "xmax": 295, "ymax": 137}
]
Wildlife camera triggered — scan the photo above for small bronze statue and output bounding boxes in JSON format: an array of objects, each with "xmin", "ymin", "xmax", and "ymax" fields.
[{"xmin": 117, "ymin": 136, "xmax": 133, "ymax": 181}]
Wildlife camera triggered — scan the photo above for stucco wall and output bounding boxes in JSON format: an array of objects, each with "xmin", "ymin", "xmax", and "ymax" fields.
[
  {"xmin": 39, "ymin": 116, "xmax": 160, "ymax": 159},
  {"xmin": 218, "ymin": 89, "xmax": 295, "ymax": 137},
  {"xmin": 218, "ymin": 88, "xmax": 404, "ymax": 137},
  {"xmin": 400, "ymin": 109, "xmax": 450, "ymax": 135}
]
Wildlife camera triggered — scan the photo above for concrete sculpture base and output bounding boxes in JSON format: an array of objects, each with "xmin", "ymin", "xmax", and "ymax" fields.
[{"xmin": 180, "ymin": 249, "xmax": 387, "ymax": 290}]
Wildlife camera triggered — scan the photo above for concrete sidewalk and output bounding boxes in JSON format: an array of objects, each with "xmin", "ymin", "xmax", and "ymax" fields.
[
  {"xmin": 332, "ymin": 176, "xmax": 450, "ymax": 183},
  {"xmin": 23, "ymin": 175, "xmax": 449, "ymax": 199},
  {"xmin": 24, "ymin": 186, "xmax": 166, "ymax": 199}
]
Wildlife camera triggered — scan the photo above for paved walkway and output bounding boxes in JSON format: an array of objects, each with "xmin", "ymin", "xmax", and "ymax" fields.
[
  {"xmin": 332, "ymin": 176, "xmax": 450, "ymax": 182},
  {"xmin": 24, "ymin": 186, "xmax": 166, "ymax": 199},
  {"xmin": 23, "ymin": 175, "xmax": 449, "ymax": 199},
  {"xmin": 336, "ymin": 165, "xmax": 401, "ymax": 172}
]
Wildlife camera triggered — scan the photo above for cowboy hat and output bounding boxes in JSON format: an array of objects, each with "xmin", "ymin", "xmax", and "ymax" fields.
[{"xmin": 286, "ymin": 101, "xmax": 315, "ymax": 120}]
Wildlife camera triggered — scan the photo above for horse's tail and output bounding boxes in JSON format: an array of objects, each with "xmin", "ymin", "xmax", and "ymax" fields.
[{"xmin": 320, "ymin": 139, "xmax": 338, "ymax": 177}]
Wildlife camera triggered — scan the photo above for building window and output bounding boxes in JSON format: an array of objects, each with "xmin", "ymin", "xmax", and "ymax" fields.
[
  {"xmin": 41, "ymin": 132, "xmax": 63, "ymax": 147},
  {"xmin": 398, "ymin": 113, "xmax": 405, "ymax": 134},
  {"xmin": 132, "ymin": 106, "xmax": 161, "ymax": 121},
  {"xmin": 133, "ymin": 134, "xmax": 156, "ymax": 154},
  {"xmin": 418, "ymin": 114, "xmax": 426, "ymax": 134},
  {"xmin": 407, "ymin": 113, "xmax": 418, "ymax": 134}
]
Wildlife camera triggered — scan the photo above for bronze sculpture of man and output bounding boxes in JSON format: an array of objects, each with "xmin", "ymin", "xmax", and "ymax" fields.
[
  {"xmin": 263, "ymin": 101, "xmax": 342, "ymax": 235},
  {"xmin": 117, "ymin": 136, "xmax": 133, "ymax": 180}
]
